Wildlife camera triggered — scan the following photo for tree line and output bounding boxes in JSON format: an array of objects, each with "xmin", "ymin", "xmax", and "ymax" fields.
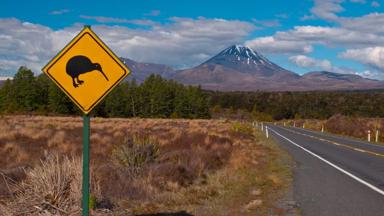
[
  {"xmin": 208, "ymin": 90, "xmax": 384, "ymax": 120},
  {"xmin": 0, "ymin": 67, "xmax": 210, "ymax": 119},
  {"xmin": 2, "ymin": 66, "xmax": 384, "ymax": 120}
]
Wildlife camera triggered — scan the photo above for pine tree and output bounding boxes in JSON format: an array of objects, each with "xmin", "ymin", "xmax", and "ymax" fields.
[
  {"xmin": 9, "ymin": 67, "xmax": 41, "ymax": 112},
  {"xmin": 48, "ymin": 81, "xmax": 77, "ymax": 114}
]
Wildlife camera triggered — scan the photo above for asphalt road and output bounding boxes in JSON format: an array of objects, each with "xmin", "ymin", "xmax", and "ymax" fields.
[{"xmin": 267, "ymin": 124, "xmax": 384, "ymax": 216}]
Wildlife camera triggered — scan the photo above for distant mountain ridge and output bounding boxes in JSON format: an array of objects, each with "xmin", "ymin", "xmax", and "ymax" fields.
[
  {"xmin": 121, "ymin": 58, "xmax": 175, "ymax": 82},
  {"xmin": 121, "ymin": 45, "xmax": 384, "ymax": 91}
]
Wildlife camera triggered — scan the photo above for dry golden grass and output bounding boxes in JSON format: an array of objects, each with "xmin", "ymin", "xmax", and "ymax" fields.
[
  {"xmin": 0, "ymin": 115, "xmax": 292, "ymax": 215},
  {"xmin": 285, "ymin": 115, "xmax": 384, "ymax": 143},
  {"xmin": 0, "ymin": 154, "xmax": 84, "ymax": 215}
]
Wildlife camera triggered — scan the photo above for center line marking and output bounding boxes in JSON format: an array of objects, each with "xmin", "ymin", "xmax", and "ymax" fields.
[{"xmin": 268, "ymin": 127, "xmax": 384, "ymax": 197}]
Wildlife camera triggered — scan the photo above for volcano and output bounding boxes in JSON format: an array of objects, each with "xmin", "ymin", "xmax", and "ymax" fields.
[
  {"xmin": 121, "ymin": 45, "xmax": 384, "ymax": 91},
  {"xmin": 172, "ymin": 45, "xmax": 301, "ymax": 91},
  {"xmin": 172, "ymin": 45, "xmax": 384, "ymax": 91}
]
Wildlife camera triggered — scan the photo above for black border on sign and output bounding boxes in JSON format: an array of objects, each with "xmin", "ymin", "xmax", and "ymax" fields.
[{"xmin": 45, "ymin": 31, "xmax": 129, "ymax": 113}]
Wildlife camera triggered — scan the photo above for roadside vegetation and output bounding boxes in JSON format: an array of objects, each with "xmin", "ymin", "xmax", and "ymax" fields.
[
  {"xmin": 285, "ymin": 115, "xmax": 384, "ymax": 144},
  {"xmin": 0, "ymin": 116, "xmax": 293, "ymax": 215}
]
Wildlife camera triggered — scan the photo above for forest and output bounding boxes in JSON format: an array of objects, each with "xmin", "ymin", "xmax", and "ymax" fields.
[
  {"xmin": 0, "ymin": 67, "xmax": 210, "ymax": 118},
  {"xmin": 208, "ymin": 90, "xmax": 384, "ymax": 120},
  {"xmin": 1, "ymin": 66, "xmax": 384, "ymax": 120}
]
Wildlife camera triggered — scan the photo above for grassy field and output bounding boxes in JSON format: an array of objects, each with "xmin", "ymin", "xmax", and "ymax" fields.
[{"xmin": 0, "ymin": 115, "xmax": 294, "ymax": 215}]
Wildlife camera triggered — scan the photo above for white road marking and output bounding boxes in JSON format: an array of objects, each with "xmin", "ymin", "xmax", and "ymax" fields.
[
  {"xmin": 292, "ymin": 126, "xmax": 384, "ymax": 149},
  {"xmin": 278, "ymin": 126, "xmax": 384, "ymax": 157},
  {"xmin": 268, "ymin": 127, "xmax": 384, "ymax": 197}
]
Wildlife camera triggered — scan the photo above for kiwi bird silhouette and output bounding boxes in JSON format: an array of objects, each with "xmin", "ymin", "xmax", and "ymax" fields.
[{"xmin": 66, "ymin": 55, "xmax": 109, "ymax": 88}]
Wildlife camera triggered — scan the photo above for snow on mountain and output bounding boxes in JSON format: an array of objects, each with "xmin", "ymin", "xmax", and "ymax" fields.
[
  {"xmin": 119, "ymin": 45, "xmax": 384, "ymax": 91},
  {"xmin": 199, "ymin": 45, "xmax": 298, "ymax": 78},
  {"xmin": 172, "ymin": 45, "xmax": 384, "ymax": 91}
]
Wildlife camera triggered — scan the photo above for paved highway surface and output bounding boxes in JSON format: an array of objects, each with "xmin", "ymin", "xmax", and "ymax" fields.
[{"xmin": 267, "ymin": 124, "xmax": 384, "ymax": 216}]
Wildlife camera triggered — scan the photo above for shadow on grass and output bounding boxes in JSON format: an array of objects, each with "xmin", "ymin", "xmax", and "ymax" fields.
[{"xmin": 136, "ymin": 211, "xmax": 193, "ymax": 216}]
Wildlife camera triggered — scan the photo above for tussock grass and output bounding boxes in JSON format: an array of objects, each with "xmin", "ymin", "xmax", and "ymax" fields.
[
  {"xmin": 0, "ymin": 116, "xmax": 292, "ymax": 215},
  {"xmin": 0, "ymin": 154, "xmax": 84, "ymax": 215},
  {"xmin": 111, "ymin": 134, "xmax": 160, "ymax": 168}
]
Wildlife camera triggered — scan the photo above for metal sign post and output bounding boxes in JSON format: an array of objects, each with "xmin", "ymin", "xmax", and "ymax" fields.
[{"xmin": 82, "ymin": 115, "xmax": 90, "ymax": 215}]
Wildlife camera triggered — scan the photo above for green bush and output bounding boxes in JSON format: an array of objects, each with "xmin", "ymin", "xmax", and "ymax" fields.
[
  {"xmin": 89, "ymin": 194, "xmax": 97, "ymax": 210},
  {"xmin": 111, "ymin": 134, "xmax": 160, "ymax": 168},
  {"xmin": 231, "ymin": 121, "xmax": 253, "ymax": 135}
]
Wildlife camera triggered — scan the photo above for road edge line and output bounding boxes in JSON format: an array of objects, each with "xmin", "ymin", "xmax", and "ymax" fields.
[
  {"xmin": 289, "ymin": 126, "xmax": 384, "ymax": 149},
  {"xmin": 277, "ymin": 126, "xmax": 384, "ymax": 157},
  {"xmin": 268, "ymin": 127, "xmax": 384, "ymax": 196}
]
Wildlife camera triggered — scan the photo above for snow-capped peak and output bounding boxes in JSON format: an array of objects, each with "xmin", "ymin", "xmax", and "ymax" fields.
[
  {"xmin": 198, "ymin": 44, "xmax": 291, "ymax": 76},
  {"xmin": 217, "ymin": 45, "xmax": 273, "ymax": 66}
]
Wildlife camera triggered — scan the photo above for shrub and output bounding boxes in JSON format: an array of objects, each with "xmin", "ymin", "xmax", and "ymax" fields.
[
  {"xmin": 231, "ymin": 121, "xmax": 253, "ymax": 135},
  {"xmin": 111, "ymin": 134, "xmax": 159, "ymax": 168},
  {"xmin": 0, "ymin": 154, "xmax": 83, "ymax": 215}
]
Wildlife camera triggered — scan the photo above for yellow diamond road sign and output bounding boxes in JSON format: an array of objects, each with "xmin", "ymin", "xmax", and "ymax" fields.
[{"xmin": 42, "ymin": 26, "xmax": 130, "ymax": 114}]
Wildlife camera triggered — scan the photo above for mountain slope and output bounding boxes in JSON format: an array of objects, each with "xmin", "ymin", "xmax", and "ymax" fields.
[
  {"xmin": 121, "ymin": 58, "xmax": 175, "ymax": 82},
  {"xmin": 203, "ymin": 45, "xmax": 295, "ymax": 77},
  {"xmin": 172, "ymin": 45, "xmax": 384, "ymax": 91},
  {"xmin": 300, "ymin": 71, "xmax": 384, "ymax": 90},
  {"xmin": 119, "ymin": 45, "xmax": 384, "ymax": 91},
  {"xmin": 173, "ymin": 45, "xmax": 302, "ymax": 91}
]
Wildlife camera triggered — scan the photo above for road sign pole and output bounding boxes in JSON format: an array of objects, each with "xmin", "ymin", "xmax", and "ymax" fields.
[
  {"xmin": 82, "ymin": 115, "xmax": 90, "ymax": 216},
  {"xmin": 41, "ymin": 26, "xmax": 130, "ymax": 215}
]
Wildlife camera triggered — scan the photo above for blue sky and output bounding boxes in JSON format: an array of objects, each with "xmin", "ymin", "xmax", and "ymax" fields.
[{"xmin": 1, "ymin": 0, "xmax": 384, "ymax": 79}]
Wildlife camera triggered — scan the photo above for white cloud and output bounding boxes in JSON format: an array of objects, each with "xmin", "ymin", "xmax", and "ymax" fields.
[
  {"xmin": 245, "ymin": 4, "xmax": 384, "ymax": 78},
  {"xmin": 0, "ymin": 76, "xmax": 13, "ymax": 80},
  {"xmin": 339, "ymin": 13, "xmax": 384, "ymax": 34},
  {"xmin": 245, "ymin": 0, "xmax": 384, "ymax": 78},
  {"xmin": 79, "ymin": 15, "xmax": 158, "ymax": 26},
  {"xmin": 302, "ymin": 0, "xmax": 384, "ymax": 36},
  {"xmin": 144, "ymin": 10, "xmax": 161, "ymax": 17},
  {"xmin": 289, "ymin": 55, "xmax": 363, "ymax": 75},
  {"xmin": 340, "ymin": 47, "xmax": 384, "ymax": 70},
  {"xmin": 245, "ymin": 25, "xmax": 384, "ymax": 55},
  {"xmin": 276, "ymin": 13, "xmax": 289, "ymax": 19},
  {"xmin": 0, "ymin": 17, "xmax": 256, "ymax": 75},
  {"xmin": 245, "ymin": 36, "xmax": 313, "ymax": 54},
  {"xmin": 276, "ymin": 26, "xmax": 384, "ymax": 47},
  {"xmin": 289, "ymin": 55, "xmax": 332, "ymax": 69},
  {"xmin": 49, "ymin": 9, "xmax": 71, "ymax": 15},
  {"xmin": 350, "ymin": 0, "xmax": 366, "ymax": 3},
  {"xmin": 310, "ymin": 0, "xmax": 344, "ymax": 21},
  {"xmin": 362, "ymin": 70, "xmax": 375, "ymax": 77},
  {"xmin": 94, "ymin": 17, "xmax": 255, "ymax": 67},
  {"xmin": 371, "ymin": 1, "xmax": 380, "ymax": 7},
  {"xmin": 359, "ymin": 69, "xmax": 384, "ymax": 79},
  {"xmin": 0, "ymin": 18, "xmax": 68, "ymax": 75},
  {"xmin": 252, "ymin": 19, "xmax": 281, "ymax": 28},
  {"xmin": 305, "ymin": 0, "xmax": 384, "ymax": 35},
  {"xmin": 309, "ymin": 0, "xmax": 370, "ymax": 22},
  {"xmin": 300, "ymin": 14, "xmax": 316, "ymax": 21}
]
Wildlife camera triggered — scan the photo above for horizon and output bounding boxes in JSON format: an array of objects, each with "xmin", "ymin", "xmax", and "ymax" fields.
[{"xmin": 1, "ymin": 0, "xmax": 384, "ymax": 80}]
